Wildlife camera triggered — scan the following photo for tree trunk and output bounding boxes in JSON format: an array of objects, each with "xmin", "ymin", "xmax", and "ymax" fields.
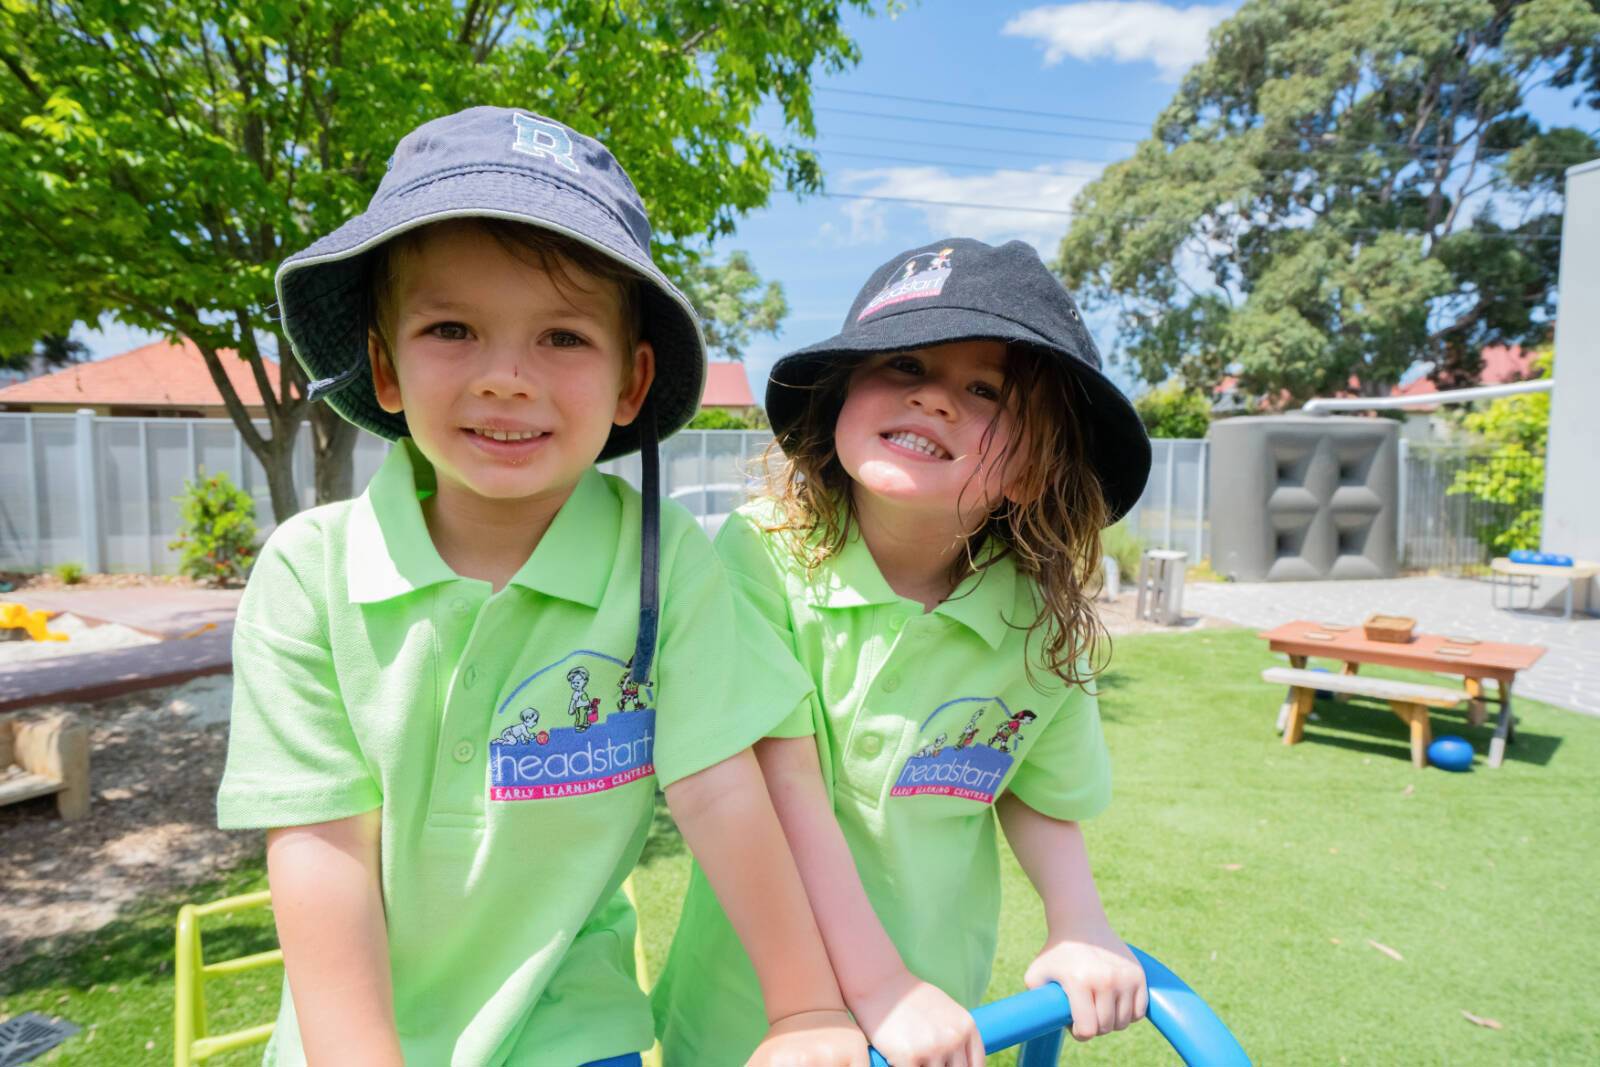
[
  {"xmin": 311, "ymin": 402, "xmax": 360, "ymax": 504},
  {"xmin": 262, "ymin": 434, "xmax": 302, "ymax": 523}
]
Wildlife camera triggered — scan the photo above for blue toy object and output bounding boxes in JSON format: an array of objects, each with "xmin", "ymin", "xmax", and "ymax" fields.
[
  {"xmin": 868, "ymin": 945, "xmax": 1250, "ymax": 1066},
  {"xmin": 1428, "ymin": 735, "xmax": 1475, "ymax": 772},
  {"xmin": 1509, "ymin": 549, "xmax": 1573, "ymax": 567},
  {"xmin": 1309, "ymin": 666, "xmax": 1333, "ymax": 699}
]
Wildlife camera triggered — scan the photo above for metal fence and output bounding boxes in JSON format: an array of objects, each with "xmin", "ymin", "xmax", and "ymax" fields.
[
  {"xmin": 3, "ymin": 412, "xmax": 1533, "ymax": 578},
  {"xmin": 1397, "ymin": 440, "xmax": 1544, "ymax": 572},
  {"xmin": 0, "ymin": 411, "xmax": 776, "ymax": 574}
]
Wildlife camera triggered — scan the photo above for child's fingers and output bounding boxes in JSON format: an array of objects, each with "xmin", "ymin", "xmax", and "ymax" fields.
[
  {"xmin": 965, "ymin": 1025, "xmax": 988, "ymax": 1067},
  {"xmin": 1063, "ymin": 980, "xmax": 1100, "ymax": 1041},
  {"xmin": 1134, "ymin": 977, "xmax": 1150, "ymax": 1021}
]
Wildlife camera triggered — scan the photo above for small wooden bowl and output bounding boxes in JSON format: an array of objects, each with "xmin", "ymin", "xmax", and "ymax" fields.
[{"xmin": 1363, "ymin": 614, "xmax": 1416, "ymax": 643}]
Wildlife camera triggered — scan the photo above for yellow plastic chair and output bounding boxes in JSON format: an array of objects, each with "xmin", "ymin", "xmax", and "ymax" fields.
[
  {"xmin": 174, "ymin": 878, "xmax": 658, "ymax": 1067},
  {"xmin": 173, "ymin": 889, "xmax": 283, "ymax": 1066}
]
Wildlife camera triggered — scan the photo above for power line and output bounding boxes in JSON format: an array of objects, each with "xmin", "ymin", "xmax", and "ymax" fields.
[
  {"xmin": 811, "ymin": 105, "xmax": 1596, "ymax": 165},
  {"xmin": 815, "ymin": 191, "xmax": 1564, "ymax": 241},
  {"xmin": 816, "ymin": 86, "xmax": 1151, "ymax": 130},
  {"xmin": 817, "ymin": 85, "xmax": 1599, "ymax": 158}
]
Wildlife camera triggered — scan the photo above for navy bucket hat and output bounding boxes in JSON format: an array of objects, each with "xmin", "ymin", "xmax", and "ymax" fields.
[
  {"xmin": 274, "ymin": 105, "xmax": 705, "ymax": 462},
  {"xmin": 766, "ymin": 237, "xmax": 1151, "ymax": 524}
]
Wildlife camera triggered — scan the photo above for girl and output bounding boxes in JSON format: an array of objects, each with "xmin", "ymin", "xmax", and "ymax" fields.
[{"xmin": 653, "ymin": 238, "xmax": 1153, "ymax": 1066}]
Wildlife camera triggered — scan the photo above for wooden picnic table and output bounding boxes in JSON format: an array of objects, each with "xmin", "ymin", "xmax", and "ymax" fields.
[{"xmin": 1259, "ymin": 620, "xmax": 1546, "ymax": 768}]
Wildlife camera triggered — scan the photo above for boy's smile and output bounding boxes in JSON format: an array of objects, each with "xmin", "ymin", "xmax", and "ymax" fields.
[
  {"xmin": 835, "ymin": 339, "xmax": 1019, "ymax": 530},
  {"xmin": 368, "ymin": 221, "xmax": 653, "ymax": 520}
]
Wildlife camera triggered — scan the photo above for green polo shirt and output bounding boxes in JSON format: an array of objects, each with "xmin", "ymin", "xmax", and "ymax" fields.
[
  {"xmin": 218, "ymin": 443, "xmax": 806, "ymax": 1067},
  {"xmin": 652, "ymin": 502, "xmax": 1112, "ymax": 1064}
]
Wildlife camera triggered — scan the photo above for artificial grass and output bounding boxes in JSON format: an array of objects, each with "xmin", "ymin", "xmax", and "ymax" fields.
[{"xmin": 5, "ymin": 627, "xmax": 1597, "ymax": 1064}]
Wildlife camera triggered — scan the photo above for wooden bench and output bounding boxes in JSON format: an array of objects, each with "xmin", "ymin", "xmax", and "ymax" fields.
[
  {"xmin": 0, "ymin": 711, "xmax": 90, "ymax": 820},
  {"xmin": 1261, "ymin": 667, "xmax": 1467, "ymax": 769}
]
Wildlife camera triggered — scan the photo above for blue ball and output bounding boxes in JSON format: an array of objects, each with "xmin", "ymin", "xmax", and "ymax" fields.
[
  {"xmin": 1428, "ymin": 735, "xmax": 1474, "ymax": 772},
  {"xmin": 1310, "ymin": 666, "xmax": 1333, "ymax": 699}
]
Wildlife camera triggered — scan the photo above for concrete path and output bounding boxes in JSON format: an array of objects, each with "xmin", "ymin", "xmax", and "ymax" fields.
[
  {"xmin": 6, "ymin": 588, "xmax": 241, "ymax": 639},
  {"xmin": 1183, "ymin": 576, "xmax": 1600, "ymax": 716}
]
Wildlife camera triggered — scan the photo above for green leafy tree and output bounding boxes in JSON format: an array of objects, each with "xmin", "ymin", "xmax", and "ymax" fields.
[
  {"xmin": 2, "ymin": 332, "xmax": 87, "ymax": 373},
  {"xmin": 0, "ymin": 0, "xmax": 875, "ymax": 520},
  {"xmin": 1057, "ymin": 0, "xmax": 1599, "ymax": 406},
  {"xmin": 677, "ymin": 250, "xmax": 789, "ymax": 362},
  {"xmin": 1448, "ymin": 351, "xmax": 1550, "ymax": 552},
  {"xmin": 170, "ymin": 470, "xmax": 258, "ymax": 585},
  {"xmin": 1135, "ymin": 380, "xmax": 1212, "ymax": 438}
]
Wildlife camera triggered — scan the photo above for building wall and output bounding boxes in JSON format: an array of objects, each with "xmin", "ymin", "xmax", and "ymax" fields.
[{"xmin": 1543, "ymin": 159, "xmax": 1600, "ymax": 588}]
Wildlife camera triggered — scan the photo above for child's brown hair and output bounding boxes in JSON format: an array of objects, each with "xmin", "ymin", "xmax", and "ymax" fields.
[{"xmin": 763, "ymin": 343, "xmax": 1110, "ymax": 689}]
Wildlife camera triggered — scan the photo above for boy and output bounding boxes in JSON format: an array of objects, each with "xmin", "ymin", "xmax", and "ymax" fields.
[{"xmin": 219, "ymin": 107, "xmax": 863, "ymax": 1066}]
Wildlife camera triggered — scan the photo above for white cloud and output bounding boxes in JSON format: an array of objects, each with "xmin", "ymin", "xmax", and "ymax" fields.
[
  {"xmin": 833, "ymin": 162, "xmax": 1103, "ymax": 253},
  {"xmin": 1003, "ymin": 2, "xmax": 1233, "ymax": 82}
]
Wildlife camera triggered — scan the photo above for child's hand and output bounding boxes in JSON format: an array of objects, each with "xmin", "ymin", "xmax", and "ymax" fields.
[
  {"xmin": 748, "ymin": 1009, "xmax": 868, "ymax": 1067},
  {"xmin": 849, "ymin": 969, "xmax": 985, "ymax": 1067},
  {"xmin": 1024, "ymin": 922, "xmax": 1147, "ymax": 1042}
]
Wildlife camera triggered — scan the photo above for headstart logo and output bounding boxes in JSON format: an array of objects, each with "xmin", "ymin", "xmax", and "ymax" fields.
[
  {"xmin": 891, "ymin": 694, "xmax": 1034, "ymax": 805},
  {"xmin": 857, "ymin": 247, "xmax": 954, "ymax": 321},
  {"xmin": 488, "ymin": 649, "xmax": 656, "ymax": 801}
]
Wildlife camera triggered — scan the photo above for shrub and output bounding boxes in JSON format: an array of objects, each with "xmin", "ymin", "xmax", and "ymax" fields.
[
  {"xmin": 53, "ymin": 561, "xmax": 84, "ymax": 585},
  {"xmin": 1446, "ymin": 350, "xmax": 1549, "ymax": 554},
  {"xmin": 1135, "ymin": 380, "xmax": 1212, "ymax": 439},
  {"xmin": 687, "ymin": 406, "xmax": 768, "ymax": 430},
  {"xmin": 170, "ymin": 470, "xmax": 258, "ymax": 585},
  {"xmin": 1100, "ymin": 521, "xmax": 1145, "ymax": 581}
]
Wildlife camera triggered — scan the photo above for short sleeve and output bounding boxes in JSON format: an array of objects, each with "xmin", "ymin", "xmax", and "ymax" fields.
[
  {"xmin": 216, "ymin": 527, "xmax": 381, "ymax": 829},
  {"xmin": 650, "ymin": 511, "xmax": 814, "ymax": 786},
  {"xmin": 714, "ymin": 509, "xmax": 816, "ymax": 740},
  {"xmin": 1003, "ymin": 682, "xmax": 1111, "ymax": 822}
]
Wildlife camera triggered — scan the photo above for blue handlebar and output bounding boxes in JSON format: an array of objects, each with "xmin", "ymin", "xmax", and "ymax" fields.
[{"xmin": 867, "ymin": 946, "xmax": 1249, "ymax": 1066}]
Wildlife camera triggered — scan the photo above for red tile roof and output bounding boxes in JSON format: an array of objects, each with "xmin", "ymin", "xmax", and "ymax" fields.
[
  {"xmin": 0, "ymin": 338, "xmax": 280, "ymax": 409},
  {"xmin": 701, "ymin": 361, "xmax": 756, "ymax": 408},
  {"xmin": 1393, "ymin": 345, "xmax": 1535, "ymax": 397}
]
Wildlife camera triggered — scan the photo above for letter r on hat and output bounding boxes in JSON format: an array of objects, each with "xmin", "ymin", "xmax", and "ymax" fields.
[{"xmin": 512, "ymin": 114, "xmax": 580, "ymax": 174}]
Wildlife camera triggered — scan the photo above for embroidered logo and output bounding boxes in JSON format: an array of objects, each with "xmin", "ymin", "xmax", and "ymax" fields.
[
  {"xmin": 892, "ymin": 697, "xmax": 1035, "ymax": 804},
  {"xmin": 857, "ymin": 247, "xmax": 954, "ymax": 321},
  {"xmin": 489, "ymin": 650, "xmax": 654, "ymax": 800},
  {"xmin": 511, "ymin": 113, "xmax": 581, "ymax": 174}
]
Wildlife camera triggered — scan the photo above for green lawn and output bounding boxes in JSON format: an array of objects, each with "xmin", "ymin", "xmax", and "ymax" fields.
[{"xmin": 6, "ymin": 628, "xmax": 1598, "ymax": 1064}]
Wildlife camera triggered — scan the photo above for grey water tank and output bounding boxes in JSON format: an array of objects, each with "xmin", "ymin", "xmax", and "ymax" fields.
[{"xmin": 1208, "ymin": 415, "xmax": 1398, "ymax": 582}]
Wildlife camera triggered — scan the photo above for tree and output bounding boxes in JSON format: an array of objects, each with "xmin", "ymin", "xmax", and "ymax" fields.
[
  {"xmin": 677, "ymin": 250, "xmax": 789, "ymax": 362},
  {"xmin": 1134, "ymin": 380, "xmax": 1212, "ymax": 438},
  {"xmin": 1057, "ymin": 0, "xmax": 1600, "ymax": 407},
  {"xmin": 0, "ymin": 0, "xmax": 874, "ymax": 520},
  {"xmin": 2, "ymin": 332, "xmax": 88, "ymax": 372},
  {"xmin": 1448, "ymin": 350, "xmax": 1550, "ymax": 552}
]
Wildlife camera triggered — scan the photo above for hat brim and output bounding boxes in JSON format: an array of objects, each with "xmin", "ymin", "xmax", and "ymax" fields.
[
  {"xmin": 767, "ymin": 306, "xmax": 1151, "ymax": 524},
  {"xmin": 275, "ymin": 167, "xmax": 705, "ymax": 460}
]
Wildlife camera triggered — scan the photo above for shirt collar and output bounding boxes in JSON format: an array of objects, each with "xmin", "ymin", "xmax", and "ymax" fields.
[
  {"xmin": 805, "ymin": 531, "xmax": 1019, "ymax": 651},
  {"xmin": 347, "ymin": 442, "xmax": 616, "ymax": 608}
]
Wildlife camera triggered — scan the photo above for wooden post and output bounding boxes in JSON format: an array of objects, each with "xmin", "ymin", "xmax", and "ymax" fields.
[
  {"xmin": 1283, "ymin": 687, "xmax": 1314, "ymax": 746},
  {"xmin": 1390, "ymin": 701, "xmax": 1432, "ymax": 769},
  {"xmin": 1464, "ymin": 677, "xmax": 1486, "ymax": 727}
]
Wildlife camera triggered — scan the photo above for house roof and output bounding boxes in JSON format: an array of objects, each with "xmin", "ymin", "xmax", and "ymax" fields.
[
  {"xmin": 0, "ymin": 338, "xmax": 280, "ymax": 409},
  {"xmin": 701, "ymin": 361, "xmax": 756, "ymax": 407},
  {"xmin": 1393, "ymin": 345, "xmax": 1535, "ymax": 397}
]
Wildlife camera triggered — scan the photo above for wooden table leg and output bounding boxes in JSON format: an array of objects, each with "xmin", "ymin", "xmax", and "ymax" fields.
[
  {"xmin": 1336, "ymin": 661, "xmax": 1360, "ymax": 703},
  {"xmin": 1391, "ymin": 701, "xmax": 1432, "ymax": 769},
  {"xmin": 1283, "ymin": 686, "xmax": 1314, "ymax": 746},
  {"xmin": 1277, "ymin": 654, "xmax": 1308, "ymax": 733},
  {"xmin": 1489, "ymin": 679, "xmax": 1515, "ymax": 769},
  {"xmin": 1464, "ymin": 677, "xmax": 1486, "ymax": 727}
]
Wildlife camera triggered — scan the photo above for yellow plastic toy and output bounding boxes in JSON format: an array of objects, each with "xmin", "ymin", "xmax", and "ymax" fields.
[
  {"xmin": 175, "ymin": 877, "xmax": 661, "ymax": 1066},
  {"xmin": 0, "ymin": 602, "xmax": 68, "ymax": 642}
]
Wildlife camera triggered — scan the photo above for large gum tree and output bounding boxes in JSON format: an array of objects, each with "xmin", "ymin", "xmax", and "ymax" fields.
[{"xmin": 0, "ymin": 0, "xmax": 875, "ymax": 519}]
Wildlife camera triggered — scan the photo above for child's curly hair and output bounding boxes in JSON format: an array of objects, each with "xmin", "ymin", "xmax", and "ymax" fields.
[{"xmin": 762, "ymin": 344, "xmax": 1111, "ymax": 689}]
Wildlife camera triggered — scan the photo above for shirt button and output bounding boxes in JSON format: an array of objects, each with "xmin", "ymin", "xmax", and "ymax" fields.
[
  {"xmin": 859, "ymin": 735, "xmax": 883, "ymax": 757},
  {"xmin": 882, "ymin": 675, "xmax": 902, "ymax": 693},
  {"xmin": 452, "ymin": 740, "xmax": 475, "ymax": 763},
  {"xmin": 463, "ymin": 665, "xmax": 479, "ymax": 689},
  {"xmin": 451, "ymin": 598, "xmax": 472, "ymax": 617}
]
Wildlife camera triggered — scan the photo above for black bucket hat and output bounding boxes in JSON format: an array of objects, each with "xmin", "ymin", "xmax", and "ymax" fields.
[
  {"xmin": 273, "ymin": 105, "xmax": 705, "ymax": 462},
  {"xmin": 767, "ymin": 238, "xmax": 1151, "ymax": 524}
]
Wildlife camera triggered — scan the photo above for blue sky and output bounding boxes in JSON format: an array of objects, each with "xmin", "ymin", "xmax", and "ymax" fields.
[{"xmin": 76, "ymin": 0, "xmax": 1591, "ymax": 402}]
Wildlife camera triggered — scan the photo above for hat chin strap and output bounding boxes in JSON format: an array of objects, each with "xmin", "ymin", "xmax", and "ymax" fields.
[{"xmin": 632, "ymin": 396, "xmax": 660, "ymax": 687}]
